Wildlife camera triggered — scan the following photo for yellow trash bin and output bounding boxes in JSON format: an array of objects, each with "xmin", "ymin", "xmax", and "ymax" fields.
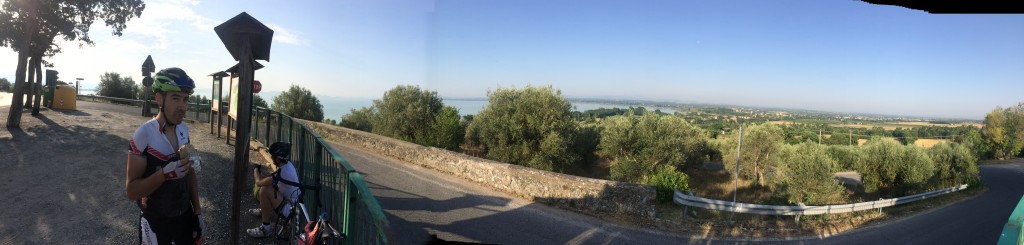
[{"xmin": 52, "ymin": 85, "xmax": 77, "ymax": 110}]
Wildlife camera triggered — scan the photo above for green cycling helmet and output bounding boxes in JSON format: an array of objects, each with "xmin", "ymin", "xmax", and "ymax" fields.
[{"xmin": 152, "ymin": 67, "xmax": 195, "ymax": 94}]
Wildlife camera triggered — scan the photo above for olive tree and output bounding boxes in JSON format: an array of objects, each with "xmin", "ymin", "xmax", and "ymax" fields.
[
  {"xmin": 598, "ymin": 112, "xmax": 706, "ymax": 183},
  {"xmin": 271, "ymin": 85, "xmax": 324, "ymax": 122},
  {"xmin": 720, "ymin": 123, "xmax": 785, "ymax": 187},
  {"xmin": 463, "ymin": 85, "xmax": 579, "ymax": 172},
  {"xmin": 775, "ymin": 143, "xmax": 846, "ymax": 205}
]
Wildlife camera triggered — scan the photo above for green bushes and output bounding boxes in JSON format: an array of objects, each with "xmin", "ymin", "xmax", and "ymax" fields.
[
  {"xmin": 827, "ymin": 145, "xmax": 861, "ymax": 171},
  {"xmin": 718, "ymin": 123, "xmax": 784, "ymax": 187},
  {"xmin": 855, "ymin": 138, "xmax": 938, "ymax": 197},
  {"xmin": 341, "ymin": 85, "xmax": 466, "ymax": 151},
  {"xmin": 929, "ymin": 142, "xmax": 980, "ymax": 188},
  {"xmin": 462, "ymin": 85, "xmax": 581, "ymax": 172},
  {"xmin": 647, "ymin": 166, "xmax": 689, "ymax": 203},
  {"xmin": 776, "ymin": 143, "xmax": 846, "ymax": 205}
]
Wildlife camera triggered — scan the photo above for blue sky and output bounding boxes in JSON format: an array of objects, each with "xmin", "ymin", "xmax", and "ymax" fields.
[{"xmin": 1, "ymin": 0, "xmax": 1021, "ymax": 120}]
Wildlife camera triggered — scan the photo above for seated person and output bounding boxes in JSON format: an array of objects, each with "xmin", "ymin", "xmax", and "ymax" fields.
[{"xmin": 247, "ymin": 142, "xmax": 300, "ymax": 238}]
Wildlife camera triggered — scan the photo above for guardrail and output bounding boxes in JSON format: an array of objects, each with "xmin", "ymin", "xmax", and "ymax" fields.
[
  {"xmin": 224, "ymin": 106, "xmax": 389, "ymax": 244},
  {"xmin": 998, "ymin": 194, "xmax": 1024, "ymax": 245},
  {"xmin": 76, "ymin": 94, "xmax": 210, "ymax": 122},
  {"xmin": 674, "ymin": 184, "xmax": 968, "ymax": 221}
]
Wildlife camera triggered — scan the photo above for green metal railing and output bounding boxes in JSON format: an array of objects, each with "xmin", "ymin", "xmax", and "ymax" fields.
[
  {"xmin": 238, "ymin": 106, "xmax": 390, "ymax": 244},
  {"xmin": 999, "ymin": 194, "xmax": 1024, "ymax": 245}
]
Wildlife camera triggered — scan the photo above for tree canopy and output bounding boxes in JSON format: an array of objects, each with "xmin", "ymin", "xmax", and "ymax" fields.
[
  {"xmin": 0, "ymin": 78, "xmax": 10, "ymax": 92},
  {"xmin": 96, "ymin": 72, "xmax": 138, "ymax": 100},
  {"xmin": 252, "ymin": 94, "xmax": 268, "ymax": 108},
  {"xmin": 983, "ymin": 104, "xmax": 1024, "ymax": 160},
  {"xmin": 271, "ymin": 85, "xmax": 324, "ymax": 122},
  {"xmin": 775, "ymin": 143, "xmax": 846, "ymax": 205},
  {"xmin": 341, "ymin": 106, "xmax": 375, "ymax": 132},
  {"xmin": 370, "ymin": 85, "xmax": 446, "ymax": 146},
  {"xmin": 719, "ymin": 123, "xmax": 785, "ymax": 187},
  {"xmin": 464, "ymin": 85, "xmax": 580, "ymax": 172},
  {"xmin": 598, "ymin": 112, "xmax": 706, "ymax": 183},
  {"xmin": 2, "ymin": 0, "xmax": 145, "ymax": 127}
]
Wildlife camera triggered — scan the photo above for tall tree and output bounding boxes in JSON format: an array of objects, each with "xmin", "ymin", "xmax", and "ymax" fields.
[
  {"xmin": 271, "ymin": 85, "xmax": 324, "ymax": 122},
  {"xmin": 0, "ymin": 78, "xmax": 11, "ymax": 92},
  {"xmin": 775, "ymin": 143, "xmax": 846, "ymax": 205},
  {"xmin": 340, "ymin": 106, "xmax": 375, "ymax": 132},
  {"xmin": 720, "ymin": 123, "xmax": 785, "ymax": 187},
  {"xmin": 598, "ymin": 112, "xmax": 706, "ymax": 183},
  {"xmin": 2, "ymin": 0, "xmax": 145, "ymax": 127},
  {"xmin": 96, "ymin": 72, "xmax": 138, "ymax": 100},
  {"xmin": 463, "ymin": 85, "xmax": 580, "ymax": 172},
  {"xmin": 370, "ymin": 85, "xmax": 445, "ymax": 146},
  {"xmin": 982, "ymin": 107, "xmax": 1015, "ymax": 159},
  {"xmin": 427, "ymin": 106, "xmax": 464, "ymax": 151},
  {"xmin": 252, "ymin": 94, "xmax": 268, "ymax": 108}
]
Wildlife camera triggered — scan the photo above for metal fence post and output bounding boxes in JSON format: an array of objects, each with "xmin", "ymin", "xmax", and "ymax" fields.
[
  {"xmin": 277, "ymin": 111, "xmax": 283, "ymax": 144},
  {"xmin": 268, "ymin": 108, "xmax": 272, "ymax": 144},
  {"xmin": 344, "ymin": 172, "xmax": 354, "ymax": 245}
]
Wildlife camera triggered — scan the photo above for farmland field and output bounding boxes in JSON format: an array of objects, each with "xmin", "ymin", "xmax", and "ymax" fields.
[{"xmin": 914, "ymin": 139, "xmax": 949, "ymax": 148}]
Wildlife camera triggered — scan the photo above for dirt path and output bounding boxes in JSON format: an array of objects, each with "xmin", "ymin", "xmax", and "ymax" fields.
[
  {"xmin": 0, "ymin": 92, "xmax": 11, "ymax": 107},
  {"xmin": 0, "ymin": 105, "xmax": 273, "ymax": 244}
]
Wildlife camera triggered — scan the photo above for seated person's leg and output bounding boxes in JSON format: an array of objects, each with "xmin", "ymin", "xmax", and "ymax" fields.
[
  {"xmin": 258, "ymin": 186, "xmax": 285, "ymax": 223},
  {"xmin": 249, "ymin": 187, "xmax": 286, "ymax": 238}
]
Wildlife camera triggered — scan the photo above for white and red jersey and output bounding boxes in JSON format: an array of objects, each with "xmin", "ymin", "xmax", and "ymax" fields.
[{"xmin": 129, "ymin": 118, "xmax": 192, "ymax": 218}]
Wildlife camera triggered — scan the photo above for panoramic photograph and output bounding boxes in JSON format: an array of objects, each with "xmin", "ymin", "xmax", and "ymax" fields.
[{"xmin": 1, "ymin": 0, "xmax": 1022, "ymax": 244}]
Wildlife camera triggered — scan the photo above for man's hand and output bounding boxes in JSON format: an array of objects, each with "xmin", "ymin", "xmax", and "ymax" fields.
[{"xmin": 162, "ymin": 159, "xmax": 192, "ymax": 180}]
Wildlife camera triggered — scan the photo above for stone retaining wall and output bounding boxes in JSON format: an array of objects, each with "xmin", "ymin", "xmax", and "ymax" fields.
[{"xmin": 300, "ymin": 120, "xmax": 656, "ymax": 218}]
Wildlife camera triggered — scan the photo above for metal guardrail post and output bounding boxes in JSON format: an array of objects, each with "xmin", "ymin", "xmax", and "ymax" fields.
[
  {"xmin": 343, "ymin": 171, "xmax": 355, "ymax": 245},
  {"xmin": 277, "ymin": 111, "xmax": 283, "ymax": 144},
  {"xmin": 265, "ymin": 109, "xmax": 271, "ymax": 144}
]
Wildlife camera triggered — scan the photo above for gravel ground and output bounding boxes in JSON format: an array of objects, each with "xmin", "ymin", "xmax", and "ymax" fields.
[{"xmin": 0, "ymin": 103, "xmax": 285, "ymax": 244}]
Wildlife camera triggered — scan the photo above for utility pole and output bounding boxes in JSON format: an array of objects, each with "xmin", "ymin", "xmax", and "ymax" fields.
[{"xmin": 818, "ymin": 129, "xmax": 822, "ymax": 144}]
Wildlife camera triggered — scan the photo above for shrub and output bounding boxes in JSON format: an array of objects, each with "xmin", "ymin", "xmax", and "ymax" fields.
[{"xmin": 647, "ymin": 165, "xmax": 690, "ymax": 203}]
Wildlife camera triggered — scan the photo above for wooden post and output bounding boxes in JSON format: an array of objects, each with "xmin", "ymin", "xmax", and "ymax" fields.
[
  {"xmin": 229, "ymin": 37, "xmax": 254, "ymax": 244},
  {"xmin": 216, "ymin": 12, "xmax": 273, "ymax": 243}
]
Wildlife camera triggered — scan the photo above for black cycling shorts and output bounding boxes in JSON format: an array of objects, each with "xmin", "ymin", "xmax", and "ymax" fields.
[{"xmin": 139, "ymin": 208, "xmax": 199, "ymax": 245}]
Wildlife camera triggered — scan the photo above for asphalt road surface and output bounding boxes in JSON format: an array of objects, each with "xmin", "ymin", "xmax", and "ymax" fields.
[{"xmin": 74, "ymin": 99, "xmax": 1024, "ymax": 245}]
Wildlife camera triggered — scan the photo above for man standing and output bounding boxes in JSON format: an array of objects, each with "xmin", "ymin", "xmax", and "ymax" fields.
[{"xmin": 125, "ymin": 67, "xmax": 203, "ymax": 244}]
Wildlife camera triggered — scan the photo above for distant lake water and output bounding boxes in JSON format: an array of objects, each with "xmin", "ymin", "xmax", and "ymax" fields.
[{"xmin": 321, "ymin": 98, "xmax": 678, "ymax": 121}]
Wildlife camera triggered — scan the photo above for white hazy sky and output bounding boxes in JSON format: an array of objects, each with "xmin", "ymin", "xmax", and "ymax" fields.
[{"xmin": 1, "ymin": 0, "xmax": 1022, "ymax": 120}]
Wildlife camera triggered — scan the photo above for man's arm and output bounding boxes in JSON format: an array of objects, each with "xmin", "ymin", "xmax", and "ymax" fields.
[
  {"xmin": 126, "ymin": 154, "xmax": 164, "ymax": 200},
  {"xmin": 253, "ymin": 168, "xmax": 273, "ymax": 186}
]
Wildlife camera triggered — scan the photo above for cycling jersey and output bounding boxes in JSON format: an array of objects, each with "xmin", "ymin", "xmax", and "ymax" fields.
[
  {"xmin": 276, "ymin": 161, "xmax": 301, "ymax": 204},
  {"xmin": 129, "ymin": 118, "xmax": 192, "ymax": 218}
]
